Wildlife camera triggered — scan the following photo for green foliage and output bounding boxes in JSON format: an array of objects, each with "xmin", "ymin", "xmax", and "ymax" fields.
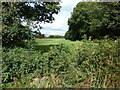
[
  {"xmin": 2, "ymin": 2, "xmax": 61, "ymax": 48},
  {"xmin": 64, "ymin": 31, "xmax": 70, "ymax": 40},
  {"xmin": 2, "ymin": 24, "xmax": 34, "ymax": 48},
  {"xmin": 2, "ymin": 39, "xmax": 120, "ymax": 88},
  {"xmin": 34, "ymin": 34, "xmax": 45, "ymax": 38},
  {"xmin": 35, "ymin": 45, "xmax": 59, "ymax": 54},
  {"xmin": 33, "ymin": 30, "xmax": 45, "ymax": 38},
  {"xmin": 65, "ymin": 2, "xmax": 120, "ymax": 40},
  {"xmin": 48, "ymin": 35, "xmax": 64, "ymax": 38},
  {"xmin": 72, "ymin": 39, "xmax": 119, "ymax": 87},
  {"xmin": 2, "ymin": 48, "xmax": 47, "ymax": 83}
]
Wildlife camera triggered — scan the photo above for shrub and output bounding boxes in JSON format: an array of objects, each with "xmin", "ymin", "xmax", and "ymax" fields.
[
  {"xmin": 2, "ymin": 39, "xmax": 120, "ymax": 88},
  {"xmin": 2, "ymin": 48, "xmax": 48, "ymax": 83},
  {"xmin": 44, "ymin": 40, "xmax": 119, "ymax": 88},
  {"xmin": 71, "ymin": 39, "xmax": 119, "ymax": 88}
]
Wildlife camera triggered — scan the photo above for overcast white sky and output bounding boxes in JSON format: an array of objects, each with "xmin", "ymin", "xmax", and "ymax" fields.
[{"xmin": 39, "ymin": 0, "xmax": 82, "ymax": 36}]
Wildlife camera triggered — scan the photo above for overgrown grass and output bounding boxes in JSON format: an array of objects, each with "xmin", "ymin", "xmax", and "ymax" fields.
[{"xmin": 2, "ymin": 38, "xmax": 120, "ymax": 88}]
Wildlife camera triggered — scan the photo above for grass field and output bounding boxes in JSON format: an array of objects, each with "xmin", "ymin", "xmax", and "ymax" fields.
[
  {"xmin": 36, "ymin": 38, "xmax": 77, "ymax": 45},
  {"xmin": 35, "ymin": 38, "xmax": 98, "ymax": 53},
  {"xmin": 35, "ymin": 38, "xmax": 81, "ymax": 53}
]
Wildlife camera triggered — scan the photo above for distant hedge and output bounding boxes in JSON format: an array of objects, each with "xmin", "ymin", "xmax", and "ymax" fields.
[{"xmin": 48, "ymin": 35, "xmax": 64, "ymax": 38}]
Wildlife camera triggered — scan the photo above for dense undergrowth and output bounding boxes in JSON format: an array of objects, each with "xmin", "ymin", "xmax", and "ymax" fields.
[{"xmin": 2, "ymin": 39, "xmax": 120, "ymax": 88}]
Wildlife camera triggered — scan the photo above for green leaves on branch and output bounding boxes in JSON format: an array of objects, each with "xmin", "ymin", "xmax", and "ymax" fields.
[
  {"xmin": 2, "ymin": 2, "xmax": 61, "ymax": 48},
  {"xmin": 65, "ymin": 2, "xmax": 120, "ymax": 40}
]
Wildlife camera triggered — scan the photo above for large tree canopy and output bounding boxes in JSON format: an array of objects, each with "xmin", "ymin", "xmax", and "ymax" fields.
[
  {"xmin": 2, "ymin": 2, "xmax": 61, "ymax": 48},
  {"xmin": 65, "ymin": 2, "xmax": 120, "ymax": 41}
]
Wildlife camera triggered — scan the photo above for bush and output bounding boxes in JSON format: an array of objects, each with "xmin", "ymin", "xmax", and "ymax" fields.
[
  {"xmin": 2, "ymin": 48, "xmax": 48, "ymax": 83},
  {"xmin": 2, "ymin": 39, "xmax": 120, "ymax": 88},
  {"xmin": 44, "ymin": 40, "xmax": 119, "ymax": 88},
  {"xmin": 71, "ymin": 39, "xmax": 119, "ymax": 88},
  {"xmin": 2, "ymin": 24, "xmax": 35, "ymax": 49}
]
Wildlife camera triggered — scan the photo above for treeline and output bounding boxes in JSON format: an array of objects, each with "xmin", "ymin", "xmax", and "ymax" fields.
[
  {"xmin": 33, "ymin": 33, "xmax": 64, "ymax": 38},
  {"xmin": 65, "ymin": 2, "xmax": 120, "ymax": 41},
  {"xmin": 33, "ymin": 31, "xmax": 45, "ymax": 38},
  {"xmin": 48, "ymin": 35, "xmax": 64, "ymax": 38},
  {"xmin": 34, "ymin": 34, "xmax": 45, "ymax": 38}
]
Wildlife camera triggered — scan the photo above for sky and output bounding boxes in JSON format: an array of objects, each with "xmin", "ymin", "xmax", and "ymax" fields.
[
  {"xmin": 39, "ymin": 0, "xmax": 82, "ymax": 36},
  {"xmin": 24, "ymin": 0, "xmax": 119, "ymax": 36}
]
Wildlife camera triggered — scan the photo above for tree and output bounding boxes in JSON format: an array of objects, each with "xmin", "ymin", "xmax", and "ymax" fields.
[
  {"xmin": 48, "ymin": 35, "xmax": 64, "ymax": 38},
  {"xmin": 65, "ymin": 2, "xmax": 120, "ymax": 41},
  {"xmin": 2, "ymin": 2, "xmax": 61, "ymax": 48},
  {"xmin": 64, "ymin": 31, "xmax": 70, "ymax": 40}
]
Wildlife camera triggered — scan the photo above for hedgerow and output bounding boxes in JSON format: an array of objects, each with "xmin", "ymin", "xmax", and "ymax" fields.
[{"xmin": 2, "ymin": 39, "xmax": 120, "ymax": 88}]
